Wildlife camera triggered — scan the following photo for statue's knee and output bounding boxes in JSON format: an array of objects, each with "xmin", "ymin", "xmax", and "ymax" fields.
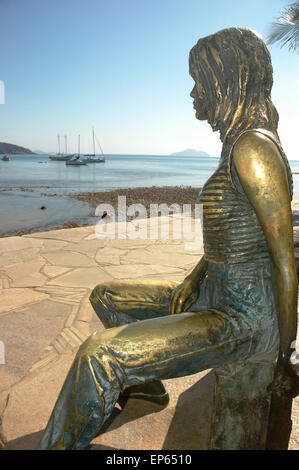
[
  {"xmin": 77, "ymin": 331, "xmax": 102, "ymax": 360},
  {"xmin": 77, "ymin": 329, "xmax": 117, "ymax": 361},
  {"xmin": 89, "ymin": 282, "xmax": 111, "ymax": 306}
]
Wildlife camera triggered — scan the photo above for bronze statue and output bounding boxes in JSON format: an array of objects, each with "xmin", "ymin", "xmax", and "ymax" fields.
[{"xmin": 37, "ymin": 28, "xmax": 298, "ymax": 450}]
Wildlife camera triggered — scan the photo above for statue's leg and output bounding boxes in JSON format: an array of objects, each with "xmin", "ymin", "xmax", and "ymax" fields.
[
  {"xmin": 210, "ymin": 348, "xmax": 278, "ymax": 450},
  {"xmin": 37, "ymin": 307, "xmax": 257, "ymax": 450},
  {"xmin": 89, "ymin": 279, "xmax": 180, "ymax": 328},
  {"xmin": 90, "ymin": 279, "xmax": 180, "ymax": 404}
]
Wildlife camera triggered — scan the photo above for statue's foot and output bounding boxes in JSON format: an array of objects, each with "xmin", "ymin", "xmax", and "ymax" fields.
[{"xmin": 118, "ymin": 379, "xmax": 169, "ymax": 407}]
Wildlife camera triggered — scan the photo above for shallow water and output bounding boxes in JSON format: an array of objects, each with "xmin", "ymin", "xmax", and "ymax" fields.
[{"xmin": 0, "ymin": 189, "xmax": 94, "ymax": 236}]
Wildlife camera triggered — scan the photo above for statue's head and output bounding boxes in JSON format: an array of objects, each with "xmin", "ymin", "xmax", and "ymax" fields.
[{"xmin": 189, "ymin": 28, "xmax": 278, "ymax": 142}]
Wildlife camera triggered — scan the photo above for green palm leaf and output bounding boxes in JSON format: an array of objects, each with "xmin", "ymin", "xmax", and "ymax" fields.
[{"xmin": 267, "ymin": 1, "xmax": 299, "ymax": 52}]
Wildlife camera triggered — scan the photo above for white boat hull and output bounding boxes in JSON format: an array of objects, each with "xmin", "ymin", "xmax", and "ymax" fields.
[{"xmin": 66, "ymin": 159, "xmax": 87, "ymax": 166}]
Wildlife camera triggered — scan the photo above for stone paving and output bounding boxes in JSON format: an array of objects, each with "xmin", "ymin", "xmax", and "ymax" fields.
[{"xmin": 0, "ymin": 211, "xmax": 298, "ymax": 450}]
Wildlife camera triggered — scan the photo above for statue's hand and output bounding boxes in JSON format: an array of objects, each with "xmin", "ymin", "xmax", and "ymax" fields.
[{"xmin": 169, "ymin": 277, "xmax": 199, "ymax": 315}]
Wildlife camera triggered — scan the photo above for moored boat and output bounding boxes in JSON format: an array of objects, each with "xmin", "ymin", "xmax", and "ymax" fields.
[
  {"xmin": 49, "ymin": 134, "xmax": 75, "ymax": 161},
  {"xmin": 1, "ymin": 154, "xmax": 10, "ymax": 161},
  {"xmin": 66, "ymin": 136, "xmax": 87, "ymax": 165},
  {"xmin": 66, "ymin": 156, "xmax": 88, "ymax": 166},
  {"xmin": 49, "ymin": 153, "xmax": 75, "ymax": 161},
  {"xmin": 83, "ymin": 127, "xmax": 106, "ymax": 163},
  {"xmin": 84, "ymin": 155, "xmax": 105, "ymax": 163}
]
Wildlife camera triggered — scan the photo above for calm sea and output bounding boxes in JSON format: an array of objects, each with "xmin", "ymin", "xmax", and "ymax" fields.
[{"xmin": 1, "ymin": 153, "xmax": 299, "ymax": 236}]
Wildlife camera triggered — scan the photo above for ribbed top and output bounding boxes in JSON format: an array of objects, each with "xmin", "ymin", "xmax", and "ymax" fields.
[{"xmin": 198, "ymin": 129, "xmax": 291, "ymax": 264}]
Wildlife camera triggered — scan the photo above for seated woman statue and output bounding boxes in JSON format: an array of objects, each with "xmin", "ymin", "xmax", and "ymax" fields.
[{"xmin": 37, "ymin": 27, "xmax": 298, "ymax": 450}]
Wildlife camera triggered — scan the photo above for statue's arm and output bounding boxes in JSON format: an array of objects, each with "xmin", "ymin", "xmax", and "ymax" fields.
[
  {"xmin": 233, "ymin": 131, "xmax": 298, "ymax": 357},
  {"xmin": 169, "ymin": 256, "xmax": 208, "ymax": 315},
  {"xmin": 185, "ymin": 255, "xmax": 208, "ymax": 283}
]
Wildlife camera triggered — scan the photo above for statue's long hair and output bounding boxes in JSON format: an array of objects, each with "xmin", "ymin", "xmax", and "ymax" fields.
[{"xmin": 189, "ymin": 27, "xmax": 292, "ymax": 196}]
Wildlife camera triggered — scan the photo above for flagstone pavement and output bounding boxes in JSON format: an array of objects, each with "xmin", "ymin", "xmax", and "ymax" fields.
[{"xmin": 0, "ymin": 212, "xmax": 298, "ymax": 450}]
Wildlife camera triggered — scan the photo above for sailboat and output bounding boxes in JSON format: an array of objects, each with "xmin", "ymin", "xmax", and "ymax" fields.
[
  {"xmin": 1, "ymin": 154, "xmax": 10, "ymax": 161},
  {"xmin": 49, "ymin": 134, "xmax": 75, "ymax": 161},
  {"xmin": 66, "ymin": 135, "xmax": 87, "ymax": 166},
  {"xmin": 84, "ymin": 127, "xmax": 105, "ymax": 163}
]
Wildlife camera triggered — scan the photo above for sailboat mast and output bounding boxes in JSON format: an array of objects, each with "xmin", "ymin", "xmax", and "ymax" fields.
[
  {"xmin": 78, "ymin": 135, "xmax": 80, "ymax": 156},
  {"xmin": 58, "ymin": 134, "xmax": 61, "ymax": 155},
  {"xmin": 92, "ymin": 127, "xmax": 95, "ymax": 156},
  {"xmin": 65, "ymin": 135, "xmax": 67, "ymax": 155}
]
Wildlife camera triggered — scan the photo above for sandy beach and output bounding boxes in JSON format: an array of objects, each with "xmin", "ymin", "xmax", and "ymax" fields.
[{"xmin": 69, "ymin": 185, "xmax": 202, "ymax": 214}]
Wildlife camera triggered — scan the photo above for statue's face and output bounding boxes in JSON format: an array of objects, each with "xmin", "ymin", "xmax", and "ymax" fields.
[{"xmin": 190, "ymin": 80, "xmax": 208, "ymax": 121}]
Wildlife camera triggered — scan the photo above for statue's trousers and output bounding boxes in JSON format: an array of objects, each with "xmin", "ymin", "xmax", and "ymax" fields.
[{"xmin": 37, "ymin": 261, "xmax": 279, "ymax": 450}]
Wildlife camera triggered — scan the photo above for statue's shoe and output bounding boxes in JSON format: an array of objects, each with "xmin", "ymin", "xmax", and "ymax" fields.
[{"xmin": 118, "ymin": 379, "xmax": 169, "ymax": 407}]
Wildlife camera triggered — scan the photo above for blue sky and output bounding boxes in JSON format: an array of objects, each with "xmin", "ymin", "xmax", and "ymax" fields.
[{"xmin": 0, "ymin": 0, "xmax": 298, "ymax": 158}]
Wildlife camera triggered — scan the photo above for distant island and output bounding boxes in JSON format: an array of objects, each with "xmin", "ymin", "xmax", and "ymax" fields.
[
  {"xmin": 0, "ymin": 142, "xmax": 35, "ymax": 154},
  {"xmin": 170, "ymin": 149, "xmax": 214, "ymax": 157}
]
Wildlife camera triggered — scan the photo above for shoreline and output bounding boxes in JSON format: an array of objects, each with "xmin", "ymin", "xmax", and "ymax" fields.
[
  {"xmin": 0, "ymin": 186, "xmax": 202, "ymax": 238},
  {"xmin": 2, "ymin": 185, "xmax": 299, "ymax": 239}
]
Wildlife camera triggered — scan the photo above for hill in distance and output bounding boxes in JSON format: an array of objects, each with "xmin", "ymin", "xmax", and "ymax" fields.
[
  {"xmin": 170, "ymin": 148, "xmax": 213, "ymax": 157},
  {"xmin": 0, "ymin": 142, "xmax": 35, "ymax": 154}
]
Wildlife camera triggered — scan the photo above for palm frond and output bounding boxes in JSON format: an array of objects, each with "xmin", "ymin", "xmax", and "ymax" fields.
[{"xmin": 267, "ymin": 1, "xmax": 299, "ymax": 51}]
